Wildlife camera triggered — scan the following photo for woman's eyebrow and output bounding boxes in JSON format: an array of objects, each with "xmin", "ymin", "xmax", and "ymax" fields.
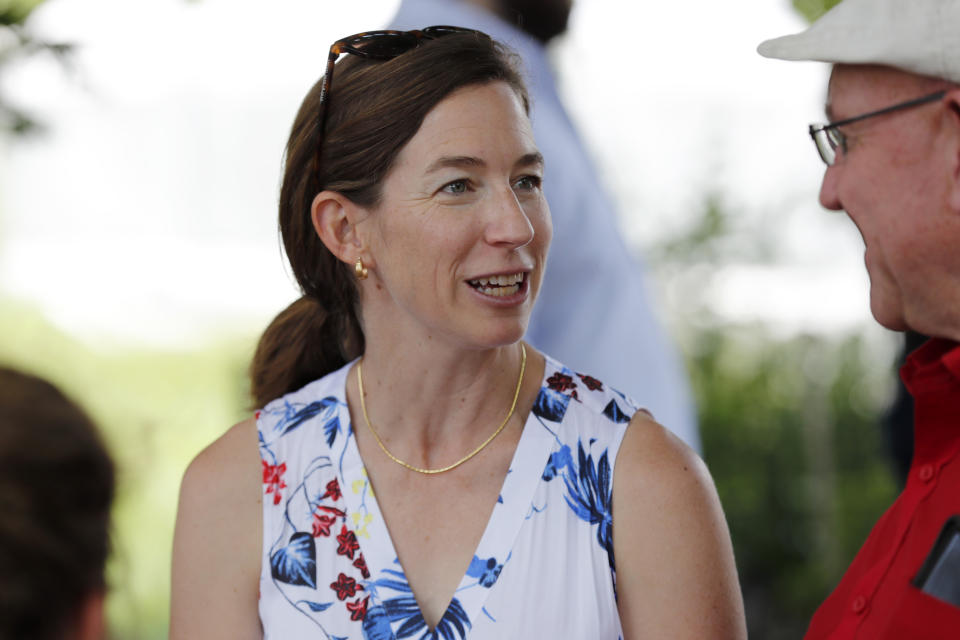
[
  {"xmin": 516, "ymin": 152, "xmax": 544, "ymax": 170},
  {"xmin": 425, "ymin": 151, "xmax": 544, "ymax": 174},
  {"xmin": 425, "ymin": 156, "xmax": 485, "ymax": 174}
]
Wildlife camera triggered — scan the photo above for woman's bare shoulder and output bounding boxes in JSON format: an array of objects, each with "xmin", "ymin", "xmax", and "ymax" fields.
[
  {"xmin": 174, "ymin": 416, "xmax": 262, "ymax": 567},
  {"xmin": 170, "ymin": 418, "xmax": 263, "ymax": 639},
  {"xmin": 612, "ymin": 412, "xmax": 746, "ymax": 639},
  {"xmin": 182, "ymin": 418, "xmax": 261, "ymax": 493},
  {"xmin": 615, "ymin": 411, "xmax": 709, "ymax": 498}
]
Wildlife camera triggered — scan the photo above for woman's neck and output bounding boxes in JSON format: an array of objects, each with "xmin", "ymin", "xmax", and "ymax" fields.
[{"xmin": 354, "ymin": 339, "xmax": 527, "ymax": 446}]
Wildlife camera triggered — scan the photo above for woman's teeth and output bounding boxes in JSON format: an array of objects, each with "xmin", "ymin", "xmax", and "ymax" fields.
[{"xmin": 469, "ymin": 273, "xmax": 524, "ymax": 297}]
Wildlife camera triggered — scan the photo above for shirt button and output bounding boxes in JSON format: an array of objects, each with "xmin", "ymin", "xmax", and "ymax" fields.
[
  {"xmin": 851, "ymin": 596, "xmax": 867, "ymax": 614},
  {"xmin": 918, "ymin": 464, "xmax": 935, "ymax": 482}
]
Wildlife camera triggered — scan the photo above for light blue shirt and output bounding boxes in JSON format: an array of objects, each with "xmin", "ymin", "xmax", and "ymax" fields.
[{"xmin": 390, "ymin": 0, "xmax": 699, "ymax": 451}]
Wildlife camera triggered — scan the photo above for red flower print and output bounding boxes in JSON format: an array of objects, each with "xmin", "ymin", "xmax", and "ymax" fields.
[
  {"xmin": 547, "ymin": 372, "xmax": 579, "ymax": 400},
  {"xmin": 353, "ymin": 553, "xmax": 371, "ymax": 579},
  {"xmin": 261, "ymin": 460, "xmax": 287, "ymax": 505},
  {"xmin": 321, "ymin": 478, "xmax": 342, "ymax": 502},
  {"xmin": 337, "ymin": 524, "xmax": 360, "ymax": 559},
  {"xmin": 347, "ymin": 595, "xmax": 369, "ymax": 621},
  {"xmin": 330, "ymin": 572, "xmax": 363, "ymax": 601},
  {"xmin": 311, "ymin": 505, "xmax": 345, "ymax": 537},
  {"xmin": 254, "ymin": 410, "xmax": 262, "ymax": 420},
  {"xmin": 547, "ymin": 372, "xmax": 575, "ymax": 392},
  {"xmin": 577, "ymin": 374, "xmax": 603, "ymax": 392},
  {"xmin": 312, "ymin": 514, "xmax": 337, "ymax": 537}
]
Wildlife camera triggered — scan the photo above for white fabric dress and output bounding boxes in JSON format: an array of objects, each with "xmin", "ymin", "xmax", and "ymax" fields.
[{"xmin": 257, "ymin": 354, "xmax": 640, "ymax": 639}]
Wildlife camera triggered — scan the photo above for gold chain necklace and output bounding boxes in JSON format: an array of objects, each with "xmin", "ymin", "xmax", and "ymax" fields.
[{"xmin": 356, "ymin": 343, "xmax": 526, "ymax": 475}]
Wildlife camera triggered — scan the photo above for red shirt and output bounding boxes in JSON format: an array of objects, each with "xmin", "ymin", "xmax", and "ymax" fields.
[{"xmin": 805, "ymin": 338, "xmax": 960, "ymax": 639}]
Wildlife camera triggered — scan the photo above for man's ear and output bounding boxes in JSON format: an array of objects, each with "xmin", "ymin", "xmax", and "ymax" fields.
[
  {"xmin": 944, "ymin": 88, "xmax": 960, "ymax": 213},
  {"xmin": 311, "ymin": 191, "xmax": 371, "ymax": 268}
]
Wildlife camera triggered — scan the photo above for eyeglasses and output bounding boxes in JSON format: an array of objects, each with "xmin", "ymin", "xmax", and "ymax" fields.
[
  {"xmin": 808, "ymin": 90, "xmax": 947, "ymax": 166},
  {"xmin": 316, "ymin": 26, "xmax": 481, "ymax": 139}
]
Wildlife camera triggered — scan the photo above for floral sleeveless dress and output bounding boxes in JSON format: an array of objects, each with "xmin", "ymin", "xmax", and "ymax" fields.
[{"xmin": 257, "ymin": 353, "xmax": 641, "ymax": 639}]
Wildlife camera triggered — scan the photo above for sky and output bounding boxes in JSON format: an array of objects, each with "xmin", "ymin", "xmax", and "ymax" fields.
[{"xmin": 0, "ymin": 0, "xmax": 879, "ymax": 347}]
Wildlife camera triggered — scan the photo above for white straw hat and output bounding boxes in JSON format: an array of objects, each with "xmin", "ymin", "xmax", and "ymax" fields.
[{"xmin": 757, "ymin": 0, "xmax": 960, "ymax": 84}]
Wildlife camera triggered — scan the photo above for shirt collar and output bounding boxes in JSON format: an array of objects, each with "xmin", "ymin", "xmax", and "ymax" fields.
[
  {"xmin": 901, "ymin": 337, "xmax": 960, "ymax": 392},
  {"xmin": 901, "ymin": 337, "xmax": 960, "ymax": 465}
]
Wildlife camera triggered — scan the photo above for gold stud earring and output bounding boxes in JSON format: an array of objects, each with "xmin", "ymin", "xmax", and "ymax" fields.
[{"xmin": 355, "ymin": 257, "xmax": 368, "ymax": 280}]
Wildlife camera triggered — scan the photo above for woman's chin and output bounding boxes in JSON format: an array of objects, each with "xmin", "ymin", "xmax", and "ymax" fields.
[{"xmin": 463, "ymin": 323, "xmax": 530, "ymax": 351}]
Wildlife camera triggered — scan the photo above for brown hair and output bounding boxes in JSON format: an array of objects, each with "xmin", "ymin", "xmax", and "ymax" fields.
[
  {"xmin": 250, "ymin": 30, "xmax": 530, "ymax": 407},
  {"xmin": 0, "ymin": 367, "xmax": 115, "ymax": 640}
]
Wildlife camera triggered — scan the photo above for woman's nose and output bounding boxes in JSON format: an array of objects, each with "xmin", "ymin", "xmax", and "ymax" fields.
[{"xmin": 486, "ymin": 188, "xmax": 535, "ymax": 248}]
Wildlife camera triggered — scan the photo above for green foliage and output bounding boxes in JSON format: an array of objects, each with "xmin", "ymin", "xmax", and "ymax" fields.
[
  {"xmin": 792, "ymin": 0, "xmax": 843, "ymax": 23},
  {"xmin": 0, "ymin": 0, "xmax": 74, "ymax": 135},
  {"xmin": 644, "ymin": 171, "xmax": 901, "ymax": 637},
  {"xmin": 0, "ymin": 0, "xmax": 44, "ymax": 25},
  {"xmin": 690, "ymin": 322, "xmax": 897, "ymax": 638}
]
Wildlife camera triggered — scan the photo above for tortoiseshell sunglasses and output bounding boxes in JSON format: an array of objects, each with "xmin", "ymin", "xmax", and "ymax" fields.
[{"xmin": 316, "ymin": 26, "xmax": 482, "ymax": 138}]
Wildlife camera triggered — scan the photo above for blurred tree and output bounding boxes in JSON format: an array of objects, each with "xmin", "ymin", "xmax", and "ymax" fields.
[
  {"xmin": 0, "ymin": 0, "xmax": 72, "ymax": 135},
  {"xmin": 792, "ymin": 0, "xmax": 843, "ymax": 23},
  {"xmin": 645, "ymin": 187, "xmax": 898, "ymax": 638},
  {"xmin": 689, "ymin": 326, "xmax": 896, "ymax": 639}
]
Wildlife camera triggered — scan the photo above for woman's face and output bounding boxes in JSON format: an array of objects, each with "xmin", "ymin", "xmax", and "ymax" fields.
[{"xmin": 360, "ymin": 81, "xmax": 552, "ymax": 350}]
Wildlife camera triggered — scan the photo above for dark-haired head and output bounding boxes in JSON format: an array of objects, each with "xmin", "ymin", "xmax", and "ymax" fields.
[
  {"xmin": 0, "ymin": 367, "xmax": 115, "ymax": 640},
  {"xmin": 251, "ymin": 29, "xmax": 531, "ymax": 407}
]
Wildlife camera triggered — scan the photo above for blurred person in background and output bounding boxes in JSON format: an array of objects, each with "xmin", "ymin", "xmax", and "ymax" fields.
[
  {"xmin": 759, "ymin": 0, "xmax": 960, "ymax": 636},
  {"xmin": 171, "ymin": 26, "xmax": 744, "ymax": 639},
  {"xmin": 390, "ymin": 0, "xmax": 701, "ymax": 452},
  {"xmin": 0, "ymin": 367, "xmax": 115, "ymax": 640}
]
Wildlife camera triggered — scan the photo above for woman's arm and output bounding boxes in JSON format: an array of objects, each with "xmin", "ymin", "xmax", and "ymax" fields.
[
  {"xmin": 613, "ymin": 412, "xmax": 747, "ymax": 639},
  {"xmin": 170, "ymin": 418, "xmax": 263, "ymax": 639}
]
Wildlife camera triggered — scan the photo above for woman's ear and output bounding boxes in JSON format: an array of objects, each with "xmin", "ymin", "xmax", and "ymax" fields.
[{"xmin": 311, "ymin": 191, "xmax": 371, "ymax": 267}]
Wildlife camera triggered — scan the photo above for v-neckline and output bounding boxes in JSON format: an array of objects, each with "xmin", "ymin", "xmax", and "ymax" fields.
[{"xmin": 332, "ymin": 356, "xmax": 556, "ymax": 636}]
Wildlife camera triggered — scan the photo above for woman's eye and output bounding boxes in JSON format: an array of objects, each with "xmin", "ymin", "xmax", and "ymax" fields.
[
  {"xmin": 441, "ymin": 179, "xmax": 469, "ymax": 194},
  {"xmin": 513, "ymin": 175, "xmax": 542, "ymax": 191}
]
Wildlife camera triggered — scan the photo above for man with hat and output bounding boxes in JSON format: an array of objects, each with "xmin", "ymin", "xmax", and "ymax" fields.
[{"xmin": 758, "ymin": 0, "xmax": 960, "ymax": 637}]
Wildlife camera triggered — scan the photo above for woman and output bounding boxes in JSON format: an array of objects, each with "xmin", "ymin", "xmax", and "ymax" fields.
[{"xmin": 171, "ymin": 27, "xmax": 746, "ymax": 639}]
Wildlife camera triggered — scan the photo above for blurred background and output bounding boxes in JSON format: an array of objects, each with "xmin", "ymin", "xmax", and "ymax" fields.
[{"xmin": 0, "ymin": 0, "xmax": 903, "ymax": 637}]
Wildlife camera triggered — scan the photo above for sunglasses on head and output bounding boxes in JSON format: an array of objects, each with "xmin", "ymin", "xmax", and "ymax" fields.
[{"xmin": 316, "ymin": 26, "xmax": 482, "ymax": 140}]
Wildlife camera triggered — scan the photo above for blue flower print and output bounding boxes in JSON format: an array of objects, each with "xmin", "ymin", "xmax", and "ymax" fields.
[
  {"xmin": 602, "ymin": 398, "xmax": 631, "ymax": 424},
  {"xmin": 466, "ymin": 556, "xmax": 503, "ymax": 588},
  {"xmin": 274, "ymin": 397, "xmax": 339, "ymax": 437},
  {"xmin": 271, "ymin": 532, "xmax": 318, "ymax": 588},
  {"xmin": 533, "ymin": 368, "xmax": 584, "ymax": 423},
  {"xmin": 371, "ymin": 568, "xmax": 472, "ymax": 639},
  {"xmin": 361, "ymin": 604, "xmax": 394, "ymax": 640},
  {"xmin": 541, "ymin": 445, "xmax": 573, "ymax": 481},
  {"xmin": 532, "ymin": 386, "xmax": 570, "ymax": 423},
  {"xmin": 561, "ymin": 441, "xmax": 615, "ymax": 569}
]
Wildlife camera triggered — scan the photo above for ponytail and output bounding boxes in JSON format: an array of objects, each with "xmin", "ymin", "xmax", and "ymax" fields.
[{"xmin": 250, "ymin": 296, "xmax": 363, "ymax": 408}]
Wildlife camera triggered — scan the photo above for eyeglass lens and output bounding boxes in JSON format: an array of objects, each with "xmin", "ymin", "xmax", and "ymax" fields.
[
  {"xmin": 338, "ymin": 33, "xmax": 421, "ymax": 58},
  {"xmin": 812, "ymin": 127, "xmax": 844, "ymax": 166}
]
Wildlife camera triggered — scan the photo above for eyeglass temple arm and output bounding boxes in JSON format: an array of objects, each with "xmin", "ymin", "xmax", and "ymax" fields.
[
  {"xmin": 318, "ymin": 50, "xmax": 340, "ymax": 111},
  {"xmin": 813, "ymin": 90, "xmax": 948, "ymax": 133}
]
